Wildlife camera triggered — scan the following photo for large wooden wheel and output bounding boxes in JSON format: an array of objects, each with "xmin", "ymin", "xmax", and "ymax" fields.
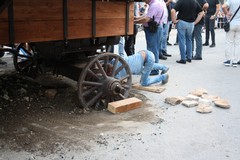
[
  {"xmin": 13, "ymin": 43, "xmax": 42, "ymax": 77},
  {"xmin": 78, "ymin": 53, "xmax": 132, "ymax": 109}
]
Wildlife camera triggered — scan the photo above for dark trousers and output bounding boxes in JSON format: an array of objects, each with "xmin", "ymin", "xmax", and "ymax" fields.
[
  {"xmin": 124, "ymin": 24, "xmax": 138, "ymax": 56},
  {"xmin": 204, "ymin": 16, "xmax": 215, "ymax": 44}
]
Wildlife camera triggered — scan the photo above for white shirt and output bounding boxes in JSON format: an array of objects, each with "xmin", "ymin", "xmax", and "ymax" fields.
[
  {"xmin": 159, "ymin": 0, "xmax": 168, "ymax": 24},
  {"xmin": 226, "ymin": 0, "xmax": 240, "ymax": 25}
]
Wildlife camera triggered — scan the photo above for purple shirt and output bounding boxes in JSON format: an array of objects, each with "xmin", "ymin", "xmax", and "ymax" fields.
[{"xmin": 144, "ymin": 0, "xmax": 164, "ymax": 27}]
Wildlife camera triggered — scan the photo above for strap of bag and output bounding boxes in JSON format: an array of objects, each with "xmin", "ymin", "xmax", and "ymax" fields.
[{"xmin": 229, "ymin": 4, "xmax": 240, "ymax": 22}]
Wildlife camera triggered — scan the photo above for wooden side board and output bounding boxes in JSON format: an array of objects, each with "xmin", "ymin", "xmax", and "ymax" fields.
[{"xmin": 0, "ymin": 0, "xmax": 134, "ymax": 44}]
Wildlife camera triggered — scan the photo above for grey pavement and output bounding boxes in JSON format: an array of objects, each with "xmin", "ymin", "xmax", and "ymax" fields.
[
  {"xmin": 133, "ymin": 28, "xmax": 240, "ymax": 160},
  {"xmin": 1, "ymin": 28, "xmax": 240, "ymax": 160}
]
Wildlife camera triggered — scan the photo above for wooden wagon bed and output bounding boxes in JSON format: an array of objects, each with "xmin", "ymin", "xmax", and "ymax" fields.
[{"xmin": 0, "ymin": 0, "xmax": 135, "ymax": 45}]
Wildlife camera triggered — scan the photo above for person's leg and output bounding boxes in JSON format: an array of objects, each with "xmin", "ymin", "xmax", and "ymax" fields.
[
  {"xmin": 118, "ymin": 37, "xmax": 125, "ymax": 57},
  {"xmin": 209, "ymin": 18, "xmax": 216, "ymax": 47},
  {"xmin": 124, "ymin": 24, "xmax": 138, "ymax": 56},
  {"xmin": 225, "ymin": 26, "xmax": 235, "ymax": 66},
  {"xmin": 186, "ymin": 22, "xmax": 194, "ymax": 61},
  {"xmin": 161, "ymin": 23, "xmax": 171, "ymax": 56},
  {"xmin": 203, "ymin": 16, "xmax": 210, "ymax": 45},
  {"xmin": 176, "ymin": 20, "xmax": 187, "ymax": 62},
  {"xmin": 232, "ymin": 25, "xmax": 240, "ymax": 65},
  {"xmin": 140, "ymin": 51, "xmax": 168, "ymax": 86},
  {"xmin": 167, "ymin": 22, "xmax": 172, "ymax": 45},
  {"xmin": 193, "ymin": 24, "xmax": 203, "ymax": 59},
  {"xmin": 144, "ymin": 27, "xmax": 161, "ymax": 63}
]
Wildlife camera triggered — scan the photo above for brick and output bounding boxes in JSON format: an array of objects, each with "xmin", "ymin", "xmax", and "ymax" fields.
[{"xmin": 108, "ymin": 97, "xmax": 142, "ymax": 114}]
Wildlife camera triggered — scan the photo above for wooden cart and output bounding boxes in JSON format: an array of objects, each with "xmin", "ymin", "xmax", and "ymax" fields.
[{"xmin": 0, "ymin": 0, "xmax": 139, "ymax": 108}]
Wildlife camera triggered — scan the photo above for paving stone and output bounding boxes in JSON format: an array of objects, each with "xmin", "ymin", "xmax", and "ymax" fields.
[
  {"xmin": 196, "ymin": 98, "xmax": 213, "ymax": 113},
  {"xmin": 189, "ymin": 88, "xmax": 208, "ymax": 97},
  {"xmin": 185, "ymin": 94, "xmax": 200, "ymax": 101},
  {"xmin": 202, "ymin": 94, "xmax": 220, "ymax": 102},
  {"xmin": 182, "ymin": 100, "xmax": 198, "ymax": 108},
  {"xmin": 164, "ymin": 97, "xmax": 183, "ymax": 106},
  {"xmin": 214, "ymin": 99, "xmax": 231, "ymax": 109},
  {"xmin": 44, "ymin": 89, "xmax": 58, "ymax": 99}
]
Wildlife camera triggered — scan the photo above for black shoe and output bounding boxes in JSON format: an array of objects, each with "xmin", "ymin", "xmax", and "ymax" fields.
[
  {"xmin": 209, "ymin": 44, "xmax": 216, "ymax": 48},
  {"xmin": 192, "ymin": 57, "xmax": 202, "ymax": 60},
  {"xmin": 162, "ymin": 74, "xmax": 169, "ymax": 85},
  {"xmin": 238, "ymin": 61, "xmax": 240, "ymax": 65},
  {"xmin": 176, "ymin": 60, "xmax": 186, "ymax": 64},
  {"xmin": 161, "ymin": 67, "xmax": 169, "ymax": 75},
  {"xmin": 187, "ymin": 59, "xmax": 192, "ymax": 63},
  {"xmin": 163, "ymin": 53, "xmax": 172, "ymax": 57},
  {"xmin": 167, "ymin": 42, "xmax": 172, "ymax": 46},
  {"xmin": 150, "ymin": 70, "xmax": 159, "ymax": 76},
  {"xmin": 202, "ymin": 43, "xmax": 209, "ymax": 46},
  {"xmin": 174, "ymin": 43, "xmax": 178, "ymax": 45},
  {"xmin": 159, "ymin": 55, "xmax": 167, "ymax": 60}
]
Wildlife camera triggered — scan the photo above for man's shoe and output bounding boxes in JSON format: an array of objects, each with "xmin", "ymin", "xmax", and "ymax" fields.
[
  {"xmin": 174, "ymin": 42, "xmax": 178, "ymax": 45},
  {"xmin": 161, "ymin": 67, "xmax": 169, "ymax": 75},
  {"xmin": 209, "ymin": 44, "xmax": 216, "ymax": 48},
  {"xmin": 202, "ymin": 43, "xmax": 209, "ymax": 46},
  {"xmin": 176, "ymin": 60, "xmax": 186, "ymax": 64},
  {"xmin": 150, "ymin": 70, "xmax": 159, "ymax": 76},
  {"xmin": 162, "ymin": 74, "xmax": 169, "ymax": 85},
  {"xmin": 163, "ymin": 53, "xmax": 172, "ymax": 57},
  {"xmin": 167, "ymin": 42, "xmax": 172, "ymax": 46},
  {"xmin": 223, "ymin": 60, "xmax": 231, "ymax": 66},
  {"xmin": 192, "ymin": 57, "xmax": 202, "ymax": 60},
  {"xmin": 232, "ymin": 63, "xmax": 238, "ymax": 67},
  {"xmin": 159, "ymin": 55, "xmax": 167, "ymax": 60},
  {"xmin": 187, "ymin": 59, "xmax": 192, "ymax": 63},
  {"xmin": 237, "ymin": 61, "xmax": 240, "ymax": 65}
]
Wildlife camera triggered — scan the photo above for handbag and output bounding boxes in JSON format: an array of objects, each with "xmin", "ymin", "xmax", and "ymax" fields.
[
  {"xmin": 148, "ymin": 16, "xmax": 159, "ymax": 33},
  {"xmin": 147, "ymin": 11, "xmax": 164, "ymax": 33},
  {"xmin": 224, "ymin": 5, "xmax": 240, "ymax": 32}
]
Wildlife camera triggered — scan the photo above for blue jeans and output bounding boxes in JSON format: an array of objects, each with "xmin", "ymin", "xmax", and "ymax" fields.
[
  {"xmin": 141, "ymin": 50, "xmax": 168, "ymax": 86},
  {"xmin": 177, "ymin": 20, "xmax": 194, "ymax": 61},
  {"xmin": 192, "ymin": 24, "xmax": 203, "ymax": 58},
  {"xmin": 144, "ymin": 25, "xmax": 162, "ymax": 64},
  {"xmin": 160, "ymin": 23, "xmax": 169, "ymax": 54},
  {"xmin": 118, "ymin": 36, "xmax": 125, "ymax": 57}
]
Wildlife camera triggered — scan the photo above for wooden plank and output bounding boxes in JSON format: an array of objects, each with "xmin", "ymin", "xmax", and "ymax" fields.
[
  {"xmin": 108, "ymin": 97, "xmax": 142, "ymax": 114},
  {"xmin": 132, "ymin": 84, "xmax": 166, "ymax": 94},
  {"xmin": 0, "ymin": 0, "xmax": 134, "ymax": 44}
]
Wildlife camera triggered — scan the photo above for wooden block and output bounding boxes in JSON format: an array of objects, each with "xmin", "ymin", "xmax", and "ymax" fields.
[
  {"xmin": 108, "ymin": 97, "xmax": 142, "ymax": 114},
  {"xmin": 132, "ymin": 83, "xmax": 165, "ymax": 93}
]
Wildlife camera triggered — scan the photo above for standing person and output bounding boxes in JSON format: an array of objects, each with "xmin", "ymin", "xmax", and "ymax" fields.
[
  {"xmin": 159, "ymin": 0, "xmax": 172, "ymax": 59},
  {"xmin": 203, "ymin": 0, "xmax": 220, "ymax": 48},
  {"xmin": 171, "ymin": 0, "xmax": 204, "ymax": 64},
  {"xmin": 134, "ymin": 0, "xmax": 164, "ymax": 75},
  {"xmin": 159, "ymin": 0, "xmax": 169, "ymax": 60},
  {"xmin": 166, "ymin": 0, "xmax": 174, "ymax": 46},
  {"xmin": 124, "ymin": 2, "xmax": 139, "ymax": 56},
  {"xmin": 192, "ymin": 0, "xmax": 209, "ymax": 60},
  {"xmin": 115, "ymin": 50, "xmax": 169, "ymax": 86},
  {"xmin": 222, "ymin": 0, "xmax": 240, "ymax": 67}
]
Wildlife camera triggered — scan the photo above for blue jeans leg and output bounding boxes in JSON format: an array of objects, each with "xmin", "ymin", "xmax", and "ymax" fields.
[
  {"xmin": 140, "ymin": 51, "xmax": 166, "ymax": 86},
  {"xmin": 161, "ymin": 23, "xmax": 169, "ymax": 54},
  {"xmin": 177, "ymin": 20, "xmax": 194, "ymax": 60},
  {"xmin": 193, "ymin": 24, "xmax": 203, "ymax": 58}
]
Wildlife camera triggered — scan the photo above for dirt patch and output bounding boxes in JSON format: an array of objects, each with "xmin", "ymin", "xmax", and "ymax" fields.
[{"xmin": 0, "ymin": 72, "xmax": 162, "ymax": 157}]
